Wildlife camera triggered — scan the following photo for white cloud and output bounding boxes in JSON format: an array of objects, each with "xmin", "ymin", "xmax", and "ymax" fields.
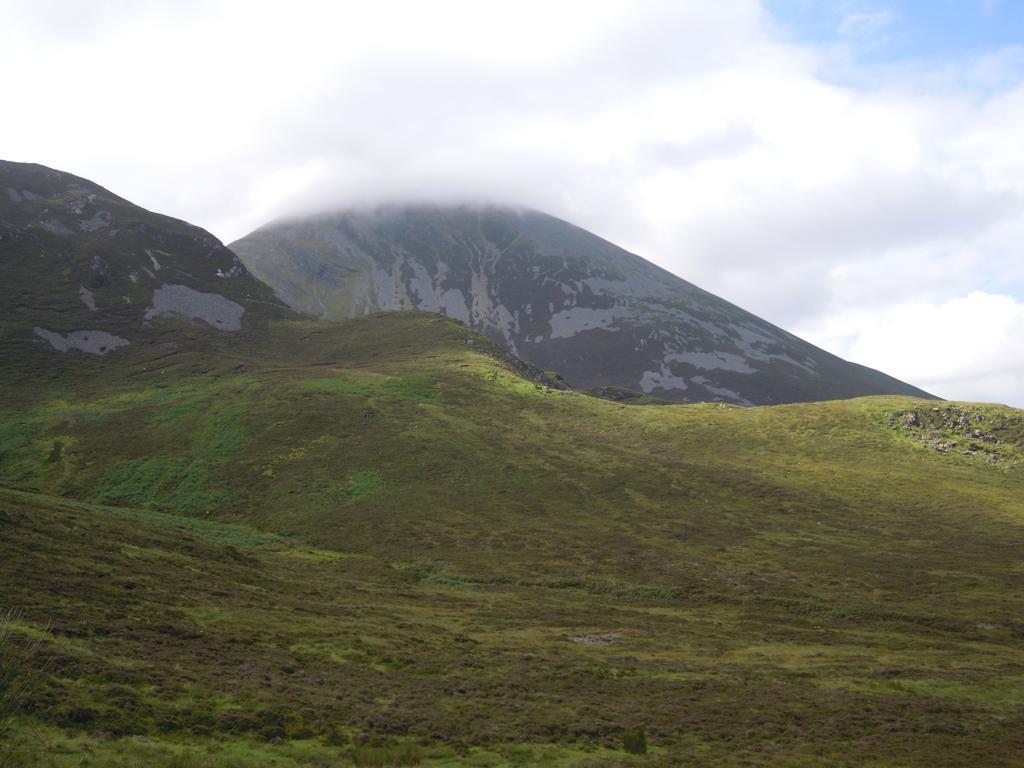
[
  {"xmin": 804, "ymin": 292, "xmax": 1024, "ymax": 406},
  {"xmin": 838, "ymin": 10, "xmax": 895, "ymax": 44},
  {"xmin": 0, "ymin": 0, "xmax": 1021, "ymax": 405},
  {"xmin": 980, "ymin": 0, "xmax": 1001, "ymax": 17}
]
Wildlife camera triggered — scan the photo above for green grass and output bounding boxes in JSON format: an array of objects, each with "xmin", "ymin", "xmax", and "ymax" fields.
[
  {"xmin": 300, "ymin": 373, "xmax": 438, "ymax": 404},
  {"xmin": 351, "ymin": 744, "xmax": 424, "ymax": 766},
  {"xmin": 346, "ymin": 469, "xmax": 385, "ymax": 501},
  {"xmin": 2, "ymin": 312, "xmax": 1024, "ymax": 767},
  {"xmin": 92, "ymin": 456, "xmax": 225, "ymax": 512},
  {"xmin": 0, "ymin": 722, "xmax": 640, "ymax": 768},
  {"xmin": 831, "ymin": 674, "xmax": 1024, "ymax": 708},
  {"xmin": 199, "ymin": 403, "xmax": 251, "ymax": 463}
]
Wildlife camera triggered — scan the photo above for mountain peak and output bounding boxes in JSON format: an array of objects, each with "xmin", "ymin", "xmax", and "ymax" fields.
[{"xmin": 231, "ymin": 203, "xmax": 932, "ymax": 405}]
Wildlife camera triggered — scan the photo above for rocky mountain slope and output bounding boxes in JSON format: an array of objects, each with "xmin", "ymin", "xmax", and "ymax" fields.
[
  {"xmin": 231, "ymin": 205, "xmax": 933, "ymax": 405},
  {"xmin": 0, "ymin": 160, "xmax": 291, "ymax": 380}
]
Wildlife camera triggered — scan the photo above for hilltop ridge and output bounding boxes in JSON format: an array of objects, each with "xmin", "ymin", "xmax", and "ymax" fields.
[{"xmin": 0, "ymin": 159, "xmax": 292, "ymax": 384}]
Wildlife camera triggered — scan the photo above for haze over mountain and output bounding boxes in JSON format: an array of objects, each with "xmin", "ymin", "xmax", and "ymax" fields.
[{"xmin": 231, "ymin": 205, "xmax": 932, "ymax": 405}]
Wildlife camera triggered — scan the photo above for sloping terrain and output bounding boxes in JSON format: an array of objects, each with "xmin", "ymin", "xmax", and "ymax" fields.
[
  {"xmin": 0, "ymin": 160, "xmax": 292, "ymax": 390},
  {"xmin": 2, "ymin": 161, "xmax": 1021, "ymax": 766},
  {"xmin": 230, "ymin": 205, "xmax": 932, "ymax": 405},
  {"xmin": 2, "ymin": 312, "xmax": 1023, "ymax": 767}
]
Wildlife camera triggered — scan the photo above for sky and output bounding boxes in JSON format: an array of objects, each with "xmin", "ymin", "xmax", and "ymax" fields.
[{"xmin": 0, "ymin": 0, "xmax": 1021, "ymax": 406}]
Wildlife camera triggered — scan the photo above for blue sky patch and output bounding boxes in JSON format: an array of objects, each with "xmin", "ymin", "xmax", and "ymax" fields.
[{"xmin": 765, "ymin": 0, "xmax": 1024, "ymax": 63}]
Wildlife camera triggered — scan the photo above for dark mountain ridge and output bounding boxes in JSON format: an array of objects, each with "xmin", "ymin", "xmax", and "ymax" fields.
[{"xmin": 0, "ymin": 159, "xmax": 291, "ymax": 382}]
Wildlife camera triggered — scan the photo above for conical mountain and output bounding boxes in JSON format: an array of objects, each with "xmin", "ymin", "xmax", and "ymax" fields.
[{"xmin": 231, "ymin": 204, "xmax": 932, "ymax": 405}]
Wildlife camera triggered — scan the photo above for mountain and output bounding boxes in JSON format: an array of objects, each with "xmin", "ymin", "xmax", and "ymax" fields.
[
  {"xmin": 0, "ymin": 160, "xmax": 291, "ymax": 382},
  {"xmin": 230, "ymin": 204, "xmax": 933, "ymax": 405}
]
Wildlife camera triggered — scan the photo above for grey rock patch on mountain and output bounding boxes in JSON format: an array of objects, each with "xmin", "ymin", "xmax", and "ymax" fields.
[
  {"xmin": 79, "ymin": 286, "xmax": 97, "ymax": 312},
  {"xmin": 33, "ymin": 327, "xmax": 129, "ymax": 355},
  {"xmin": 145, "ymin": 284, "xmax": 245, "ymax": 331},
  {"xmin": 231, "ymin": 204, "xmax": 933, "ymax": 405}
]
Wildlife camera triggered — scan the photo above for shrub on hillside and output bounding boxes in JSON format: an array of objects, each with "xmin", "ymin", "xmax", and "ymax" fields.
[
  {"xmin": 0, "ymin": 609, "xmax": 50, "ymax": 742},
  {"xmin": 351, "ymin": 743, "xmax": 424, "ymax": 766},
  {"xmin": 623, "ymin": 726, "xmax": 647, "ymax": 754}
]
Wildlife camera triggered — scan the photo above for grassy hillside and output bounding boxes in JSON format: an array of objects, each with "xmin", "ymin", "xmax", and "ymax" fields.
[{"xmin": 2, "ymin": 312, "xmax": 1023, "ymax": 767}]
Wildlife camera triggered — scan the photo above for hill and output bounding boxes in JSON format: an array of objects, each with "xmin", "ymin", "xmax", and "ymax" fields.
[
  {"xmin": 2, "ymin": 311, "xmax": 1023, "ymax": 767},
  {"xmin": 230, "ymin": 205, "xmax": 933, "ymax": 405},
  {"xmin": 0, "ymin": 159, "xmax": 292, "ymax": 389}
]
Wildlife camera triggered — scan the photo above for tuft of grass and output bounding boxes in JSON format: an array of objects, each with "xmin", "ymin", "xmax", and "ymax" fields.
[
  {"xmin": 0, "ymin": 609, "xmax": 50, "ymax": 744},
  {"xmin": 352, "ymin": 743, "xmax": 424, "ymax": 766},
  {"xmin": 326, "ymin": 469, "xmax": 385, "ymax": 502},
  {"xmin": 622, "ymin": 728, "xmax": 647, "ymax": 755},
  {"xmin": 347, "ymin": 469, "xmax": 384, "ymax": 501},
  {"xmin": 199, "ymin": 403, "xmax": 250, "ymax": 463}
]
